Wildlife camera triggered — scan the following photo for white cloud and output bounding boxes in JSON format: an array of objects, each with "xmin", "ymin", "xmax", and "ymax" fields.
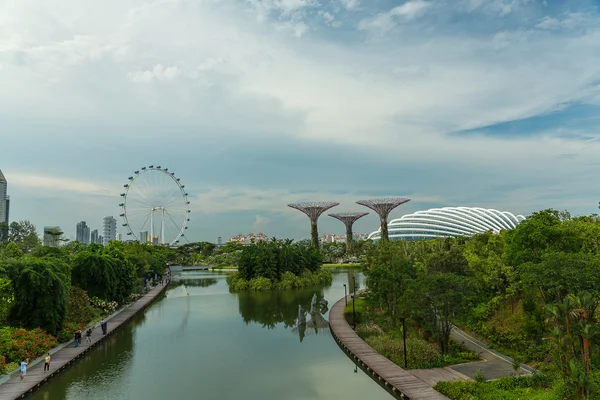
[
  {"xmin": 358, "ymin": 0, "xmax": 431, "ymax": 31},
  {"xmin": 339, "ymin": 0, "xmax": 359, "ymax": 10},
  {"xmin": 128, "ymin": 64, "xmax": 181, "ymax": 83}
]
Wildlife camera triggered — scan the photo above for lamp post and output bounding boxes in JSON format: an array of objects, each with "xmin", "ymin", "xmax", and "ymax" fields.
[
  {"xmin": 402, "ymin": 317, "xmax": 408, "ymax": 369},
  {"xmin": 352, "ymin": 276, "xmax": 357, "ymax": 330},
  {"xmin": 343, "ymin": 284, "xmax": 347, "ymax": 305}
]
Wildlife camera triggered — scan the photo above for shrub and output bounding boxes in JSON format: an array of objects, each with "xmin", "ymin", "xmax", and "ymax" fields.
[
  {"xmin": 0, "ymin": 327, "xmax": 10, "ymax": 356},
  {"xmin": 344, "ymin": 298, "xmax": 365, "ymax": 326},
  {"xmin": 474, "ymin": 369, "xmax": 486, "ymax": 383},
  {"xmin": 57, "ymin": 322, "xmax": 84, "ymax": 343},
  {"xmin": 66, "ymin": 286, "xmax": 93, "ymax": 325},
  {"xmin": 6, "ymin": 328, "xmax": 58, "ymax": 363},
  {"xmin": 366, "ymin": 335, "xmax": 443, "ymax": 369},
  {"xmin": 248, "ymin": 277, "xmax": 273, "ymax": 291},
  {"xmin": 276, "ymin": 272, "xmax": 302, "ymax": 290},
  {"xmin": 0, "ymin": 355, "xmax": 5, "ymax": 374},
  {"xmin": 89, "ymin": 297, "xmax": 119, "ymax": 315}
]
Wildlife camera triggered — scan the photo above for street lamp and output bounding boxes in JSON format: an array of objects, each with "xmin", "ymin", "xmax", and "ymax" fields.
[
  {"xmin": 402, "ymin": 317, "xmax": 408, "ymax": 369},
  {"xmin": 343, "ymin": 284, "xmax": 347, "ymax": 305}
]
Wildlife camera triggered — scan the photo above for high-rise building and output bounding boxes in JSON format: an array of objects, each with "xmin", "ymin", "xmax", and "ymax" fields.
[
  {"xmin": 43, "ymin": 226, "xmax": 62, "ymax": 247},
  {"xmin": 102, "ymin": 216, "xmax": 117, "ymax": 246},
  {"xmin": 140, "ymin": 231, "xmax": 149, "ymax": 243},
  {"xmin": 98, "ymin": 235, "xmax": 104, "ymax": 244},
  {"xmin": 216, "ymin": 236, "xmax": 223, "ymax": 245},
  {"xmin": 76, "ymin": 221, "xmax": 91, "ymax": 244},
  {"xmin": 116, "ymin": 233, "xmax": 122, "ymax": 241},
  {"xmin": 0, "ymin": 169, "xmax": 9, "ymax": 224},
  {"xmin": 90, "ymin": 229, "xmax": 99, "ymax": 244}
]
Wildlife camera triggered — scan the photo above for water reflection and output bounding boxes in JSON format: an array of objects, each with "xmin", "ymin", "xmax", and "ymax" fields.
[{"xmin": 237, "ymin": 287, "xmax": 328, "ymax": 329}]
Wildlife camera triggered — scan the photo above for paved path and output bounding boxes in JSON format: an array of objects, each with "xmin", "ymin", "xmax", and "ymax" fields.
[
  {"xmin": 329, "ymin": 295, "xmax": 451, "ymax": 399},
  {"xmin": 0, "ymin": 283, "xmax": 168, "ymax": 400},
  {"xmin": 449, "ymin": 326, "xmax": 535, "ymax": 381}
]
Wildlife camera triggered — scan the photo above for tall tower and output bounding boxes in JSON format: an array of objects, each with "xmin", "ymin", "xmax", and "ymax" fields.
[
  {"xmin": 356, "ymin": 197, "xmax": 410, "ymax": 242},
  {"xmin": 103, "ymin": 216, "xmax": 117, "ymax": 245},
  {"xmin": 328, "ymin": 212, "xmax": 369, "ymax": 252},
  {"xmin": 76, "ymin": 221, "xmax": 91, "ymax": 244},
  {"xmin": 288, "ymin": 202, "xmax": 339, "ymax": 249},
  {"xmin": 0, "ymin": 169, "xmax": 8, "ymax": 224},
  {"xmin": 91, "ymin": 229, "xmax": 99, "ymax": 244}
]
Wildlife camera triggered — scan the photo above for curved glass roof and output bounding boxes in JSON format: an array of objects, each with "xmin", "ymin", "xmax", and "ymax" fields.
[{"xmin": 367, "ymin": 207, "xmax": 525, "ymax": 241}]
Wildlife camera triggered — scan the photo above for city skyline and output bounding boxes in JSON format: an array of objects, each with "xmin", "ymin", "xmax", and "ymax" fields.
[{"xmin": 2, "ymin": 1, "xmax": 600, "ymax": 242}]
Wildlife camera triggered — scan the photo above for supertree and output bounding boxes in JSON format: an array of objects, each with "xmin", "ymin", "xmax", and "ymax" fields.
[
  {"xmin": 356, "ymin": 197, "xmax": 410, "ymax": 242},
  {"xmin": 328, "ymin": 212, "xmax": 369, "ymax": 252},
  {"xmin": 288, "ymin": 202, "xmax": 339, "ymax": 249}
]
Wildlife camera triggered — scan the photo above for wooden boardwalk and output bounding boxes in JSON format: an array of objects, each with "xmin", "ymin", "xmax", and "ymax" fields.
[
  {"xmin": 329, "ymin": 296, "xmax": 449, "ymax": 400},
  {"xmin": 0, "ymin": 283, "xmax": 169, "ymax": 400}
]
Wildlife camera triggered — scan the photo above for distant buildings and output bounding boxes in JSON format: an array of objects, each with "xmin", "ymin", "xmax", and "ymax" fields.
[
  {"xmin": 228, "ymin": 232, "xmax": 268, "ymax": 244},
  {"xmin": 76, "ymin": 221, "xmax": 91, "ymax": 244},
  {"xmin": 43, "ymin": 226, "xmax": 62, "ymax": 247},
  {"xmin": 140, "ymin": 231, "xmax": 149, "ymax": 243},
  {"xmin": 91, "ymin": 229, "xmax": 100, "ymax": 244},
  {"xmin": 0, "ymin": 169, "xmax": 9, "ymax": 224},
  {"xmin": 216, "ymin": 236, "xmax": 223, "ymax": 245},
  {"xmin": 320, "ymin": 232, "xmax": 368, "ymax": 244},
  {"xmin": 116, "ymin": 232, "xmax": 122, "ymax": 241},
  {"xmin": 102, "ymin": 216, "xmax": 117, "ymax": 245}
]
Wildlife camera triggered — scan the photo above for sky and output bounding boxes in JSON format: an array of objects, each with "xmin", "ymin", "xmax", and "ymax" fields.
[{"xmin": 1, "ymin": 0, "xmax": 600, "ymax": 243}]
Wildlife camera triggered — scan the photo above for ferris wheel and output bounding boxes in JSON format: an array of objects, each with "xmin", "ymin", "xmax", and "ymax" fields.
[{"xmin": 119, "ymin": 166, "xmax": 190, "ymax": 246}]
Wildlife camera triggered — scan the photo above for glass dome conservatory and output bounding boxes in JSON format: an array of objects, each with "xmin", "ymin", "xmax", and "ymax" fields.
[{"xmin": 367, "ymin": 207, "xmax": 525, "ymax": 241}]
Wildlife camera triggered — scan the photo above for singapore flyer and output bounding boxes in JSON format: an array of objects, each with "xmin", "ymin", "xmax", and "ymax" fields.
[{"xmin": 119, "ymin": 166, "xmax": 190, "ymax": 246}]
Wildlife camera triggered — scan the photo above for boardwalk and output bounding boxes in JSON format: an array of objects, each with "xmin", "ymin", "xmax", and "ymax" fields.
[
  {"xmin": 0, "ymin": 283, "xmax": 169, "ymax": 400},
  {"xmin": 329, "ymin": 295, "xmax": 449, "ymax": 400}
]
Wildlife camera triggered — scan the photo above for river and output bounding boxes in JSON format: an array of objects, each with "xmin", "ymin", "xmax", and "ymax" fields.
[{"xmin": 28, "ymin": 269, "xmax": 393, "ymax": 400}]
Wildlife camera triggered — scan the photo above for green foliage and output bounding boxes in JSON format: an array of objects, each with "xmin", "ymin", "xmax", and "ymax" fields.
[
  {"xmin": 228, "ymin": 269, "xmax": 332, "ymax": 292},
  {"xmin": 8, "ymin": 257, "xmax": 69, "ymax": 335},
  {"xmin": 434, "ymin": 375, "xmax": 559, "ymax": 400},
  {"xmin": 0, "ymin": 327, "xmax": 10, "ymax": 356},
  {"xmin": 5, "ymin": 328, "xmax": 58, "ymax": 363},
  {"xmin": 0, "ymin": 277, "xmax": 13, "ymax": 324},
  {"xmin": 228, "ymin": 239, "xmax": 327, "ymax": 291},
  {"xmin": 474, "ymin": 369, "xmax": 486, "ymax": 383},
  {"xmin": 65, "ymin": 286, "xmax": 93, "ymax": 325},
  {"xmin": 344, "ymin": 297, "xmax": 365, "ymax": 325},
  {"xmin": 366, "ymin": 335, "xmax": 443, "ymax": 369}
]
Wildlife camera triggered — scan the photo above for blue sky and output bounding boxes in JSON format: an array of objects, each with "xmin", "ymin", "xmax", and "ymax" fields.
[{"xmin": 1, "ymin": 0, "xmax": 600, "ymax": 243}]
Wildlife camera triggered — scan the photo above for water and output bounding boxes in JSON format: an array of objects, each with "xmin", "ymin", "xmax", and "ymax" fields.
[{"xmin": 28, "ymin": 269, "xmax": 393, "ymax": 400}]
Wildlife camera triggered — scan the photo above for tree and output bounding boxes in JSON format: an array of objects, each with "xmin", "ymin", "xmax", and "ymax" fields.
[
  {"xmin": 404, "ymin": 273, "xmax": 474, "ymax": 354},
  {"xmin": 0, "ymin": 222, "xmax": 8, "ymax": 245},
  {"xmin": 71, "ymin": 250, "xmax": 119, "ymax": 302},
  {"xmin": 8, "ymin": 257, "xmax": 69, "ymax": 334}
]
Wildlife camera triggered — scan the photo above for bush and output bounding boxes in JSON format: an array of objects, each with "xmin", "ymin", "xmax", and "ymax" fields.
[
  {"xmin": 57, "ymin": 322, "xmax": 84, "ymax": 343},
  {"xmin": 89, "ymin": 297, "xmax": 119, "ymax": 315},
  {"xmin": 344, "ymin": 298, "xmax": 365, "ymax": 326},
  {"xmin": 248, "ymin": 277, "xmax": 273, "ymax": 291},
  {"xmin": 0, "ymin": 355, "xmax": 5, "ymax": 374},
  {"xmin": 227, "ymin": 269, "xmax": 332, "ymax": 292},
  {"xmin": 365, "ymin": 335, "xmax": 443, "ymax": 369},
  {"xmin": 434, "ymin": 376, "xmax": 561, "ymax": 400},
  {"xmin": 66, "ymin": 286, "xmax": 93, "ymax": 325},
  {"xmin": 6, "ymin": 328, "xmax": 58, "ymax": 363},
  {"xmin": 474, "ymin": 369, "xmax": 486, "ymax": 383}
]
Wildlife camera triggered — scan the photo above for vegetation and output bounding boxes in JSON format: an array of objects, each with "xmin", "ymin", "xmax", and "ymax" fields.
[
  {"xmin": 359, "ymin": 208, "xmax": 600, "ymax": 399},
  {"xmin": 0, "ymin": 220, "xmax": 178, "ymax": 374},
  {"xmin": 227, "ymin": 239, "xmax": 332, "ymax": 291}
]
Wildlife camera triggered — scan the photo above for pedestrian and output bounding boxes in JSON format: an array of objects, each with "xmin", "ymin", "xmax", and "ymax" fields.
[
  {"xmin": 74, "ymin": 330, "xmax": 79, "ymax": 347},
  {"xmin": 86, "ymin": 328, "xmax": 92, "ymax": 344},
  {"xmin": 44, "ymin": 353, "xmax": 51, "ymax": 372},
  {"xmin": 20, "ymin": 358, "xmax": 28, "ymax": 380},
  {"xmin": 77, "ymin": 330, "xmax": 82, "ymax": 346}
]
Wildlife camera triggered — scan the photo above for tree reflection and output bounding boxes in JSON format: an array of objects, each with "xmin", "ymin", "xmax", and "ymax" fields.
[{"xmin": 237, "ymin": 288, "xmax": 326, "ymax": 329}]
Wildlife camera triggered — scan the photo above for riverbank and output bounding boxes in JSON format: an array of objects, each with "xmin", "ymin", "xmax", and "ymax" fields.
[
  {"xmin": 0, "ymin": 283, "xmax": 168, "ymax": 400},
  {"xmin": 329, "ymin": 294, "xmax": 451, "ymax": 399}
]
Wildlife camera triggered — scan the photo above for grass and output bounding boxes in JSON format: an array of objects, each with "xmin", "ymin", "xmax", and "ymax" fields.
[{"xmin": 322, "ymin": 263, "xmax": 363, "ymax": 268}]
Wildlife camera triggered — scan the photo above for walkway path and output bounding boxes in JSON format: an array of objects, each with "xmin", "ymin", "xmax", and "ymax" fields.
[
  {"xmin": 449, "ymin": 326, "xmax": 536, "ymax": 380},
  {"xmin": 0, "ymin": 283, "xmax": 169, "ymax": 400},
  {"xmin": 329, "ymin": 295, "xmax": 451, "ymax": 399}
]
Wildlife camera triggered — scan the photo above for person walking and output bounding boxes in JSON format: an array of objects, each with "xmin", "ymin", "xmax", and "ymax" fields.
[
  {"xmin": 20, "ymin": 358, "xmax": 28, "ymax": 380},
  {"xmin": 86, "ymin": 328, "xmax": 92, "ymax": 344},
  {"xmin": 44, "ymin": 353, "xmax": 51, "ymax": 372},
  {"xmin": 74, "ymin": 330, "xmax": 79, "ymax": 348}
]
